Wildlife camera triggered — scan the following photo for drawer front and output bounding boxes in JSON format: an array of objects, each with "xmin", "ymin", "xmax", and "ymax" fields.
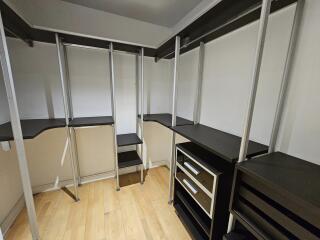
[
  {"xmin": 176, "ymin": 169, "xmax": 212, "ymax": 217},
  {"xmin": 176, "ymin": 148, "xmax": 216, "ymax": 196}
]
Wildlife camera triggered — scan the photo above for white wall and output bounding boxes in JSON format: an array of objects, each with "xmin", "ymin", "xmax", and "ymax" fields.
[{"xmin": 275, "ymin": 0, "xmax": 320, "ymax": 165}]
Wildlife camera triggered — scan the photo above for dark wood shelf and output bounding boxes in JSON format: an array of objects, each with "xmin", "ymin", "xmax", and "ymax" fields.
[
  {"xmin": 117, "ymin": 133, "xmax": 142, "ymax": 147},
  {"xmin": 69, "ymin": 116, "xmax": 114, "ymax": 127},
  {"xmin": 142, "ymin": 113, "xmax": 193, "ymax": 128},
  {"xmin": 0, "ymin": 119, "xmax": 66, "ymax": 141},
  {"xmin": 118, "ymin": 151, "xmax": 142, "ymax": 168},
  {"xmin": 174, "ymin": 203, "xmax": 209, "ymax": 240},
  {"xmin": 237, "ymin": 152, "xmax": 320, "ymax": 229},
  {"xmin": 176, "ymin": 189, "xmax": 211, "ymax": 236},
  {"xmin": 173, "ymin": 124, "xmax": 268, "ymax": 163}
]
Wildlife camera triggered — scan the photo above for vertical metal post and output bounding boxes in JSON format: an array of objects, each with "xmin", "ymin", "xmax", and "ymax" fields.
[
  {"xmin": 268, "ymin": 0, "xmax": 304, "ymax": 153},
  {"xmin": 169, "ymin": 36, "xmax": 180, "ymax": 203},
  {"xmin": 63, "ymin": 44, "xmax": 82, "ymax": 184},
  {"xmin": 140, "ymin": 47, "xmax": 144, "ymax": 183},
  {"xmin": 55, "ymin": 33, "xmax": 79, "ymax": 201},
  {"xmin": 238, "ymin": 0, "xmax": 272, "ymax": 163},
  {"xmin": 0, "ymin": 12, "xmax": 40, "ymax": 240},
  {"xmin": 193, "ymin": 42, "xmax": 205, "ymax": 124},
  {"xmin": 109, "ymin": 42, "xmax": 119, "ymax": 190},
  {"xmin": 227, "ymin": 0, "xmax": 272, "ymax": 232}
]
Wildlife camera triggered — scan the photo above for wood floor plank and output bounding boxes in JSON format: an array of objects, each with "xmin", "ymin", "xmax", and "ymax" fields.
[{"xmin": 5, "ymin": 167, "xmax": 191, "ymax": 240}]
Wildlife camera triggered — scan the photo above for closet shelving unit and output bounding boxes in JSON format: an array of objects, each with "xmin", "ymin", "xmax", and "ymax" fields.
[
  {"xmin": 152, "ymin": 0, "xmax": 301, "ymax": 239},
  {"xmin": 112, "ymin": 44, "xmax": 145, "ymax": 191},
  {"xmin": 0, "ymin": 2, "xmax": 149, "ymax": 239},
  {"xmin": 0, "ymin": 0, "xmax": 304, "ymax": 239}
]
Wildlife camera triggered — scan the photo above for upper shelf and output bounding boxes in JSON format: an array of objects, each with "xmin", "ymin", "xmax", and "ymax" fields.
[
  {"xmin": 69, "ymin": 116, "xmax": 114, "ymax": 128},
  {"xmin": 173, "ymin": 124, "xmax": 268, "ymax": 163},
  {"xmin": 1, "ymin": 0, "xmax": 297, "ymax": 59},
  {"xmin": 0, "ymin": 1, "xmax": 155, "ymax": 56},
  {"xmin": 156, "ymin": 0, "xmax": 297, "ymax": 60},
  {"xmin": 237, "ymin": 151, "xmax": 320, "ymax": 229},
  {"xmin": 142, "ymin": 113, "xmax": 193, "ymax": 128},
  {"xmin": 0, "ymin": 119, "xmax": 66, "ymax": 142}
]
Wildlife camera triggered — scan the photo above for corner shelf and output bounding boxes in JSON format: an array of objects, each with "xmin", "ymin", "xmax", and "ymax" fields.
[
  {"xmin": 117, "ymin": 133, "xmax": 142, "ymax": 147},
  {"xmin": 142, "ymin": 113, "xmax": 193, "ymax": 128},
  {"xmin": 69, "ymin": 116, "xmax": 114, "ymax": 127},
  {"xmin": 0, "ymin": 119, "xmax": 66, "ymax": 141},
  {"xmin": 118, "ymin": 150, "xmax": 143, "ymax": 168}
]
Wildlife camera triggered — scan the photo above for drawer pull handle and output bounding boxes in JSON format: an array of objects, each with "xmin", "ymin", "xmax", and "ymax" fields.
[
  {"xmin": 183, "ymin": 179, "xmax": 198, "ymax": 194},
  {"xmin": 184, "ymin": 162, "xmax": 200, "ymax": 175}
]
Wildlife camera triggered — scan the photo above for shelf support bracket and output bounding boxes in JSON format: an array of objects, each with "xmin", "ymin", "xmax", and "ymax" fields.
[
  {"xmin": 0, "ymin": 11, "xmax": 40, "ymax": 240},
  {"xmin": 169, "ymin": 36, "xmax": 180, "ymax": 203}
]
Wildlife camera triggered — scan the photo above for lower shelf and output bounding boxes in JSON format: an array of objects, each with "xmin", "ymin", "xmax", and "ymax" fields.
[
  {"xmin": 118, "ymin": 151, "xmax": 142, "ymax": 169},
  {"xmin": 174, "ymin": 203, "xmax": 209, "ymax": 240},
  {"xmin": 176, "ymin": 190, "xmax": 211, "ymax": 236}
]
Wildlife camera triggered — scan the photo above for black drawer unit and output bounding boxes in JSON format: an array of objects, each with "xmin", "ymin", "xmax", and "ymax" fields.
[
  {"xmin": 229, "ymin": 152, "xmax": 320, "ymax": 240},
  {"xmin": 173, "ymin": 142, "xmax": 236, "ymax": 240}
]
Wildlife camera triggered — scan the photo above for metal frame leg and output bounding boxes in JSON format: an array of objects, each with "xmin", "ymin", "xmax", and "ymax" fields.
[
  {"xmin": 0, "ymin": 11, "xmax": 40, "ymax": 240},
  {"xmin": 168, "ymin": 132, "xmax": 177, "ymax": 203},
  {"xmin": 227, "ymin": 0, "xmax": 272, "ymax": 233},
  {"xmin": 55, "ymin": 33, "xmax": 79, "ymax": 201},
  {"xmin": 109, "ymin": 43, "xmax": 119, "ymax": 191},
  {"xmin": 70, "ymin": 127, "xmax": 81, "ymax": 185},
  {"xmin": 168, "ymin": 36, "xmax": 180, "ymax": 204}
]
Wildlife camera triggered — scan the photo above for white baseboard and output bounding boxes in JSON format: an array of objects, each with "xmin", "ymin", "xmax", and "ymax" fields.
[{"xmin": 1, "ymin": 195, "xmax": 25, "ymax": 237}]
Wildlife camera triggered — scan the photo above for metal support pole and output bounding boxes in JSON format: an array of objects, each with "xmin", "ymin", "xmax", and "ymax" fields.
[
  {"xmin": 140, "ymin": 47, "xmax": 144, "ymax": 183},
  {"xmin": 63, "ymin": 44, "xmax": 82, "ymax": 184},
  {"xmin": 0, "ymin": 12, "xmax": 40, "ymax": 240},
  {"xmin": 109, "ymin": 42, "xmax": 119, "ymax": 191},
  {"xmin": 55, "ymin": 33, "xmax": 79, "ymax": 201},
  {"xmin": 193, "ymin": 42, "xmax": 205, "ymax": 124},
  {"xmin": 268, "ymin": 0, "xmax": 304, "ymax": 153},
  {"xmin": 168, "ymin": 36, "xmax": 180, "ymax": 203},
  {"xmin": 228, "ymin": 0, "xmax": 272, "ymax": 232}
]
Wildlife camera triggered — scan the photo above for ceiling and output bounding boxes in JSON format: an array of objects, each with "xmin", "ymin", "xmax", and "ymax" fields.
[{"xmin": 62, "ymin": 0, "xmax": 202, "ymax": 27}]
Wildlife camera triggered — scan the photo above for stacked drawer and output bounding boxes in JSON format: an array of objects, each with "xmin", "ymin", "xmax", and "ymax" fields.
[
  {"xmin": 173, "ymin": 144, "xmax": 223, "ymax": 240},
  {"xmin": 175, "ymin": 146, "xmax": 220, "ymax": 218}
]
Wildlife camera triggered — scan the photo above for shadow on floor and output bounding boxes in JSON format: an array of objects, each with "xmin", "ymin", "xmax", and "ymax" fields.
[{"xmin": 119, "ymin": 169, "xmax": 149, "ymax": 188}]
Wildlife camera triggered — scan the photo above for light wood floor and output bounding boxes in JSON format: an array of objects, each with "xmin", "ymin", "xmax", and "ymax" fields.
[{"xmin": 5, "ymin": 167, "xmax": 191, "ymax": 240}]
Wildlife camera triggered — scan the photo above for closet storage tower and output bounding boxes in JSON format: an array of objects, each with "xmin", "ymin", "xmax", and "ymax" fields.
[{"xmin": 110, "ymin": 43, "xmax": 145, "ymax": 191}]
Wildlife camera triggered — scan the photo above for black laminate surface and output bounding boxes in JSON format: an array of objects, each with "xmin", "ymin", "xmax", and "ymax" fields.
[
  {"xmin": 118, "ymin": 151, "xmax": 142, "ymax": 168},
  {"xmin": 173, "ymin": 124, "xmax": 268, "ymax": 162},
  {"xmin": 117, "ymin": 133, "xmax": 142, "ymax": 147},
  {"xmin": 0, "ymin": 119, "xmax": 66, "ymax": 141},
  {"xmin": 238, "ymin": 152, "xmax": 320, "ymax": 216},
  {"xmin": 143, "ymin": 113, "xmax": 193, "ymax": 128},
  {"xmin": 69, "ymin": 116, "xmax": 114, "ymax": 127}
]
